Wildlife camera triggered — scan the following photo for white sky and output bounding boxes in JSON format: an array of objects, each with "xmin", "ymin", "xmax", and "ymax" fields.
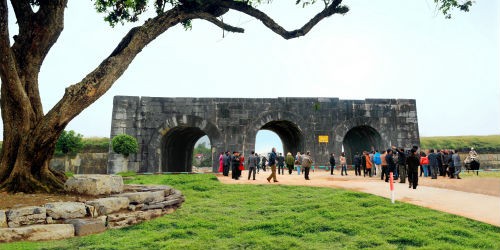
[{"xmin": 3, "ymin": 0, "xmax": 499, "ymax": 145}]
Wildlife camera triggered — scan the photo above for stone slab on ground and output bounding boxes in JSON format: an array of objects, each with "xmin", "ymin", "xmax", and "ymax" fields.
[
  {"xmin": 0, "ymin": 224, "xmax": 75, "ymax": 242},
  {"xmin": 85, "ymin": 197, "xmax": 129, "ymax": 215},
  {"xmin": 6, "ymin": 206, "xmax": 46, "ymax": 228},
  {"xmin": 65, "ymin": 218, "xmax": 106, "ymax": 236},
  {"xmin": 124, "ymin": 184, "xmax": 173, "ymax": 196},
  {"xmin": 0, "ymin": 210, "xmax": 6, "ymax": 228},
  {"xmin": 107, "ymin": 209, "xmax": 163, "ymax": 229},
  {"xmin": 113, "ymin": 191, "xmax": 165, "ymax": 204},
  {"xmin": 64, "ymin": 174, "xmax": 124, "ymax": 195},
  {"xmin": 44, "ymin": 202, "xmax": 87, "ymax": 220}
]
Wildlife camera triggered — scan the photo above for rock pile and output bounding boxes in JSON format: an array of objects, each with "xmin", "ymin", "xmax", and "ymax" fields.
[{"xmin": 0, "ymin": 175, "xmax": 184, "ymax": 243}]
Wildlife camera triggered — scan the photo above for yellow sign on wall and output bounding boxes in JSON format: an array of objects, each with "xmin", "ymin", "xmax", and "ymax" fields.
[{"xmin": 318, "ymin": 135, "xmax": 329, "ymax": 143}]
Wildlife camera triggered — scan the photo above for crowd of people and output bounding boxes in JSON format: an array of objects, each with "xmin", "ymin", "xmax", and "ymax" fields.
[
  {"xmin": 218, "ymin": 148, "xmax": 316, "ymax": 182},
  {"xmin": 218, "ymin": 146, "xmax": 473, "ymax": 188}
]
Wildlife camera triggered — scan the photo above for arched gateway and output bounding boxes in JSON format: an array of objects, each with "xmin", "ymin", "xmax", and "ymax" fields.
[{"xmin": 107, "ymin": 97, "xmax": 420, "ymax": 173}]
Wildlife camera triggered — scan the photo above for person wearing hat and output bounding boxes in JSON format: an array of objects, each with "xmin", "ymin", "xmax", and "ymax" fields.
[{"xmin": 285, "ymin": 152, "xmax": 295, "ymax": 175}]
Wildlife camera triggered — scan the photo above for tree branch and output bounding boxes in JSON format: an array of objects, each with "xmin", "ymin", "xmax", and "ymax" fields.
[
  {"xmin": 196, "ymin": 13, "xmax": 244, "ymax": 33},
  {"xmin": 40, "ymin": 6, "xmax": 200, "ymax": 135},
  {"xmin": 219, "ymin": 0, "xmax": 348, "ymax": 39}
]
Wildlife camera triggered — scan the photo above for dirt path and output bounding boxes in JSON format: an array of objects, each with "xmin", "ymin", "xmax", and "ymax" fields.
[{"xmin": 218, "ymin": 170, "xmax": 500, "ymax": 227}]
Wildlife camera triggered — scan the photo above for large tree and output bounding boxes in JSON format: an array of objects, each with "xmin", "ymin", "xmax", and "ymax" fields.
[{"xmin": 0, "ymin": 0, "xmax": 472, "ymax": 193}]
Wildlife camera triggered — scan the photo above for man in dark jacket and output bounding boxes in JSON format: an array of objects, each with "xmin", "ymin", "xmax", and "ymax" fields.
[
  {"xmin": 428, "ymin": 149, "xmax": 438, "ymax": 179},
  {"xmin": 231, "ymin": 151, "xmax": 241, "ymax": 180},
  {"xmin": 277, "ymin": 153, "xmax": 285, "ymax": 175},
  {"xmin": 353, "ymin": 153, "xmax": 361, "ymax": 176},
  {"xmin": 406, "ymin": 148, "xmax": 420, "ymax": 189},
  {"xmin": 329, "ymin": 153, "xmax": 336, "ymax": 175},
  {"xmin": 395, "ymin": 147, "xmax": 407, "ymax": 183},
  {"xmin": 385, "ymin": 149, "xmax": 396, "ymax": 182},
  {"xmin": 247, "ymin": 151, "xmax": 257, "ymax": 180},
  {"xmin": 223, "ymin": 151, "xmax": 231, "ymax": 176}
]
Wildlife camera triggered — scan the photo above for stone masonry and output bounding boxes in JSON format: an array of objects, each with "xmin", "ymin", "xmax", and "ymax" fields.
[{"xmin": 108, "ymin": 97, "xmax": 420, "ymax": 173}]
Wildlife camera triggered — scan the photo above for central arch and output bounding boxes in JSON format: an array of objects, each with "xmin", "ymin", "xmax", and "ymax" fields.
[
  {"xmin": 342, "ymin": 125, "xmax": 383, "ymax": 165},
  {"xmin": 260, "ymin": 120, "xmax": 304, "ymax": 156}
]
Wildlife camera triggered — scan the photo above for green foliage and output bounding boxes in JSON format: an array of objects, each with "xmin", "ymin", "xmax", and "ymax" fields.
[
  {"xmin": 81, "ymin": 137, "xmax": 110, "ymax": 153},
  {"xmin": 112, "ymin": 134, "xmax": 139, "ymax": 157},
  {"xmin": 192, "ymin": 142, "xmax": 212, "ymax": 167},
  {"xmin": 5, "ymin": 174, "xmax": 500, "ymax": 249},
  {"xmin": 55, "ymin": 130, "xmax": 84, "ymax": 155},
  {"xmin": 421, "ymin": 135, "xmax": 500, "ymax": 153},
  {"xmin": 65, "ymin": 172, "xmax": 74, "ymax": 178},
  {"xmin": 435, "ymin": 0, "xmax": 473, "ymax": 19}
]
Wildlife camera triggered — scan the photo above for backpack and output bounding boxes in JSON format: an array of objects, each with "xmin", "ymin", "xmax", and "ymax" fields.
[{"xmin": 302, "ymin": 156, "xmax": 312, "ymax": 168}]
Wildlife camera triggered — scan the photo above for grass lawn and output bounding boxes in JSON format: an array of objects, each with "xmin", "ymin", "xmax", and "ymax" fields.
[{"xmin": 3, "ymin": 174, "xmax": 500, "ymax": 249}]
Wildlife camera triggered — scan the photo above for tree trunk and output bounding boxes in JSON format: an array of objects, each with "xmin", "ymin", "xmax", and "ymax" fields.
[{"xmin": 0, "ymin": 121, "xmax": 67, "ymax": 193}]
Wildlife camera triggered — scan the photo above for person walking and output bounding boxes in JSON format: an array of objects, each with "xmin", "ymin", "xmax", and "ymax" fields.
[
  {"xmin": 295, "ymin": 152, "xmax": 302, "ymax": 175},
  {"xmin": 452, "ymin": 149, "xmax": 462, "ymax": 179},
  {"xmin": 255, "ymin": 154, "xmax": 261, "ymax": 174},
  {"xmin": 363, "ymin": 151, "xmax": 373, "ymax": 177},
  {"xmin": 329, "ymin": 153, "xmax": 336, "ymax": 175},
  {"xmin": 223, "ymin": 151, "xmax": 231, "ymax": 176},
  {"xmin": 238, "ymin": 153, "xmax": 245, "ymax": 178},
  {"xmin": 420, "ymin": 152, "xmax": 429, "ymax": 177},
  {"xmin": 373, "ymin": 150, "xmax": 382, "ymax": 177},
  {"xmin": 266, "ymin": 148, "xmax": 278, "ymax": 183},
  {"xmin": 247, "ymin": 151, "xmax": 257, "ymax": 180},
  {"xmin": 302, "ymin": 151, "xmax": 313, "ymax": 180},
  {"xmin": 285, "ymin": 152, "xmax": 295, "ymax": 175},
  {"xmin": 380, "ymin": 150, "xmax": 388, "ymax": 181},
  {"xmin": 395, "ymin": 147, "xmax": 407, "ymax": 183},
  {"xmin": 277, "ymin": 153, "xmax": 285, "ymax": 175},
  {"xmin": 261, "ymin": 156, "xmax": 267, "ymax": 172},
  {"xmin": 340, "ymin": 152, "xmax": 347, "ymax": 176},
  {"xmin": 231, "ymin": 151, "xmax": 241, "ymax": 180},
  {"xmin": 385, "ymin": 149, "xmax": 396, "ymax": 182},
  {"xmin": 218, "ymin": 152, "xmax": 224, "ymax": 173},
  {"xmin": 428, "ymin": 149, "xmax": 438, "ymax": 179},
  {"xmin": 353, "ymin": 153, "xmax": 361, "ymax": 176},
  {"xmin": 407, "ymin": 148, "xmax": 420, "ymax": 189}
]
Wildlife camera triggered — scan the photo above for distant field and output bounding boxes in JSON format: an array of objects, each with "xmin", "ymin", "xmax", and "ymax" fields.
[{"xmin": 420, "ymin": 135, "xmax": 500, "ymax": 153}]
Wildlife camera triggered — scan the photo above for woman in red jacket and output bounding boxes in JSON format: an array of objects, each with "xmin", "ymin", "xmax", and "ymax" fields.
[{"xmin": 420, "ymin": 152, "xmax": 429, "ymax": 177}]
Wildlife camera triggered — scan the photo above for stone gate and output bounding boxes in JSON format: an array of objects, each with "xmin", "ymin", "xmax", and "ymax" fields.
[{"xmin": 107, "ymin": 96, "xmax": 420, "ymax": 173}]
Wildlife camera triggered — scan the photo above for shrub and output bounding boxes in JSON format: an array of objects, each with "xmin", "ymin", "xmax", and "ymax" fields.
[
  {"xmin": 112, "ymin": 134, "xmax": 139, "ymax": 157},
  {"xmin": 55, "ymin": 130, "xmax": 83, "ymax": 155}
]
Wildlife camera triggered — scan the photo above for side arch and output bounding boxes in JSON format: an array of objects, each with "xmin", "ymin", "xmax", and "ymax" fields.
[{"xmin": 152, "ymin": 115, "xmax": 222, "ymax": 172}]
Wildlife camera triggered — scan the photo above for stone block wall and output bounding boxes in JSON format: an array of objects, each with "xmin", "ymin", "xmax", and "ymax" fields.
[{"xmin": 108, "ymin": 96, "xmax": 420, "ymax": 173}]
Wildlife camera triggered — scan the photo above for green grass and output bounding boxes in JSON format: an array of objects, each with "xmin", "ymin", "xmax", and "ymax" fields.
[
  {"xmin": 2, "ymin": 174, "xmax": 500, "ymax": 249},
  {"xmin": 420, "ymin": 135, "xmax": 500, "ymax": 153},
  {"xmin": 81, "ymin": 137, "xmax": 110, "ymax": 153},
  {"xmin": 461, "ymin": 170, "xmax": 500, "ymax": 178}
]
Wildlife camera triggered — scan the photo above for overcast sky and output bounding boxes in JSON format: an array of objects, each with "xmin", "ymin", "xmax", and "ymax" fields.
[{"xmin": 3, "ymin": 0, "xmax": 499, "ymax": 153}]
